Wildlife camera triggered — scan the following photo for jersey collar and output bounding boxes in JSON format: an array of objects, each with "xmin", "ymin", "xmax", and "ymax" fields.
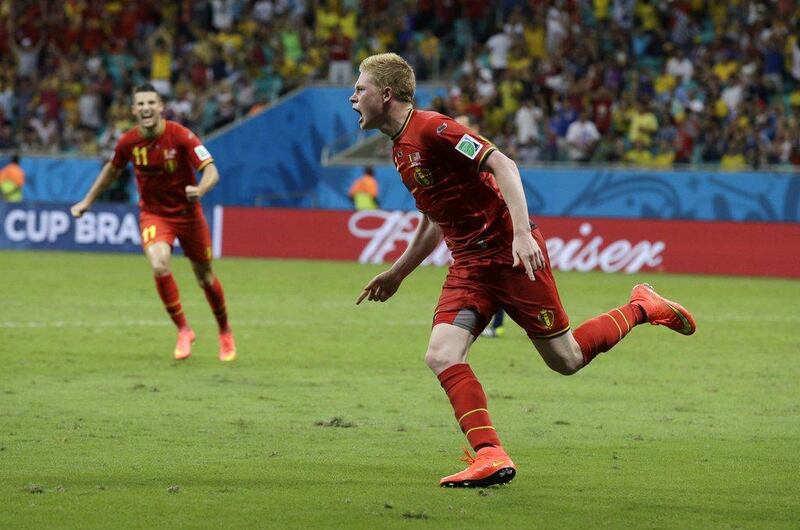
[
  {"xmin": 138, "ymin": 119, "xmax": 166, "ymax": 141},
  {"xmin": 391, "ymin": 108, "xmax": 414, "ymax": 141}
]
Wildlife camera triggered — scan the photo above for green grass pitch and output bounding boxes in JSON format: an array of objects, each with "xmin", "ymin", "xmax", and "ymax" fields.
[{"xmin": 1, "ymin": 250, "xmax": 798, "ymax": 529}]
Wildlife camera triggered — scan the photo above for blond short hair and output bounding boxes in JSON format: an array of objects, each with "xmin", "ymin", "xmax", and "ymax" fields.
[{"xmin": 359, "ymin": 53, "xmax": 416, "ymax": 103}]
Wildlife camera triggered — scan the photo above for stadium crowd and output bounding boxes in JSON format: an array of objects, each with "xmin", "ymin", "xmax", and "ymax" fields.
[
  {"xmin": 2, "ymin": 0, "xmax": 800, "ymax": 169},
  {"xmin": 439, "ymin": 0, "xmax": 800, "ymax": 169}
]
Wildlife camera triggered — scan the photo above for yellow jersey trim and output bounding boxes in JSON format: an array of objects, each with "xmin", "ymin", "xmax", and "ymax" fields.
[{"xmin": 534, "ymin": 325, "xmax": 571, "ymax": 339}]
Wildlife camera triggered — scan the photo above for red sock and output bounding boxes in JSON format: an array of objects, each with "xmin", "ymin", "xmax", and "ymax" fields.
[
  {"xmin": 202, "ymin": 277, "xmax": 229, "ymax": 332},
  {"xmin": 154, "ymin": 273, "xmax": 188, "ymax": 330},
  {"xmin": 573, "ymin": 303, "xmax": 645, "ymax": 365},
  {"xmin": 437, "ymin": 364, "xmax": 501, "ymax": 451}
]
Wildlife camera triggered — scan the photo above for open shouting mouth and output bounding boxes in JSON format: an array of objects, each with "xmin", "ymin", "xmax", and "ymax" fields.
[{"xmin": 353, "ymin": 107, "xmax": 363, "ymax": 126}]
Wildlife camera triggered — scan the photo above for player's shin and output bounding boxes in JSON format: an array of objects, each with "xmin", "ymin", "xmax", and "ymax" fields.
[
  {"xmin": 154, "ymin": 273, "xmax": 188, "ymax": 330},
  {"xmin": 437, "ymin": 364, "xmax": 502, "ymax": 451},
  {"xmin": 202, "ymin": 277, "xmax": 229, "ymax": 331},
  {"xmin": 573, "ymin": 303, "xmax": 645, "ymax": 365}
]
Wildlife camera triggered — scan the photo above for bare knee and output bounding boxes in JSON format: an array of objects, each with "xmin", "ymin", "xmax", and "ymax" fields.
[
  {"xmin": 423, "ymin": 323, "xmax": 473, "ymax": 375},
  {"xmin": 151, "ymin": 261, "xmax": 171, "ymax": 277},
  {"xmin": 192, "ymin": 263, "xmax": 215, "ymax": 287},
  {"xmin": 196, "ymin": 275, "xmax": 214, "ymax": 288},
  {"xmin": 146, "ymin": 244, "xmax": 172, "ymax": 277},
  {"xmin": 424, "ymin": 343, "xmax": 461, "ymax": 374}
]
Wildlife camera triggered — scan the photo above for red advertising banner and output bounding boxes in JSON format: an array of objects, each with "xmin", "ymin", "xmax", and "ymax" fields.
[{"xmin": 222, "ymin": 207, "xmax": 800, "ymax": 278}]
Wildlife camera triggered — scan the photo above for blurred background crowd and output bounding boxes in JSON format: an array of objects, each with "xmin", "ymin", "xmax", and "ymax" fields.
[{"xmin": 2, "ymin": 0, "xmax": 800, "ymax": 169}]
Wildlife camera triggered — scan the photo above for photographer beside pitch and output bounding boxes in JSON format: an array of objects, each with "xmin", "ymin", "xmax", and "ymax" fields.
[
  {"xmin": 352, "ymin": 53, "xmax": 696, "ymax": 488},
  {"xmin": 71, "ymin": 84, "xmax": 236, "ymax": 362}
]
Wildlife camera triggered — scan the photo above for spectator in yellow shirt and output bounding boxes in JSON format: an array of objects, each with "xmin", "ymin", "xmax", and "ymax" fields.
[
  {"xmin": 594, "ymin": 0, "xmax": 610, "ymax": 22},
  {"xmin": 636, "ymin": 1, "xmax": 660, "ymax": 31},
  {"xmin": 712, "ymin": 57, "xmax": 739, "ymax": 82},
  {"xmin": 654, "ymin": 70, "xmax": 677, "ymax": 97},
  {"xmin": 148, "ymin": 29, "xmax": 173, "ymax": 96},
  {"xmin": 651, "ymin": 139, "xmax": 676, "ymax": 168},
  {"xmin": 523, "ymin": 20, "xmax": 546, "ymax": 60},
  {"xmin": 625, "ymin": 140, "xmax": 653, "ymax": 166},
  {"xmin": 626, "ymin": 99, "xmax": 659, "ymax": 146},
  {"xmin": 720, "ymin": 137, "xmax": 748, "ymax": 171}
]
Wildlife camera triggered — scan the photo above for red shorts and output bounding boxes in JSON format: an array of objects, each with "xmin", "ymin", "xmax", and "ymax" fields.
[
  {"xmin": 139, "ymin": 211, "xmax": 212, "ymax": 262},
  {"xmin": 433, "ymin": 228, "xmax": 570, "ymax": 340}
]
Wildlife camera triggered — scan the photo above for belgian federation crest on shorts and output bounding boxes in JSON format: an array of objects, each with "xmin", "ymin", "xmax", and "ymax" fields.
[
  {"xmin": 538, "ymin": 309, "xmax": 555, "ymax": 329},
  {"xmin": 414, "ymin": 167, "xmax": 433, "ymax": 186}
]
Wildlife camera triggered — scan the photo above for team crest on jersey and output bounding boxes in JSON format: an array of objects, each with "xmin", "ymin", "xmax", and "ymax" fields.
[
  {"xmin": 455, "ymin": 134, "xmax": 483, "ymax": 160},
  {"xmin": 164, "ymin": 148, "xmax": 177, "ymax": 173},
  {"xmin": 194, "ymin": 145, "xmax": 212, "ymax": 161},
  {"xmin": 538, "ymin": 309, "xmax": 554, "ymax": 329},
  {"xmin": 414, "ymin": 167, "xmax": 433, "ymax": 186}
]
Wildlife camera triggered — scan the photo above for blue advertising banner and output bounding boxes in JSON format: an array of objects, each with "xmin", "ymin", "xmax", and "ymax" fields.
[
  {"xmin": 1, "ymin": 202, "xmax": 141, "ymax": 253},
  {"xmin": 320, "ymin": 166, "xmax": 800, "ymax": 223},
  {"xmin": 0, "ymin": 202, "xmax": 220, "ymax": 255}
]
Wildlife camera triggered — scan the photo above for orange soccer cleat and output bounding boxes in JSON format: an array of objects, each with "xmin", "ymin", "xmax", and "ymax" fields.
[
  {"xmin": 218, "ymin": 329, "xmax": 237, "ymax": 362},
  {"xmin": 174, "ymin": 328, "xmax": 196, "ymax": 360},
  {"xmin": 630, "ymin": 283, "xmax": 696, "ymax": 335},
  {"xmin": 440, "ymin": 446, "xmax": 516, "ymax": 488}
]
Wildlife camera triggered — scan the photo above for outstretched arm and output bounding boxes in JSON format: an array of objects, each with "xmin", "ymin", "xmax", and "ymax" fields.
[
  {"xmin": 484, "ymin": 149, "xmax": 543, "ymax": 280},
  {"xmin": 70, "ymin": 162, "xmax": 122, "ymax": 217},
  {"xmin": 185, "ymin": 162, "xmax": 219, "ymax": 202},
  {"xmin": 356, "ymin": 214, "xmax": 442, "ymax": 304}
]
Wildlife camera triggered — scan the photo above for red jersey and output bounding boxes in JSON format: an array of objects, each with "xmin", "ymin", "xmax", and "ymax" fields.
[
  {"xmin": 111, "ymin": 120, "xmax": 213, "ymax": 216},
  {"xmin": 391, "ymin": 110, "xmax": 512, "ymax": 260}
]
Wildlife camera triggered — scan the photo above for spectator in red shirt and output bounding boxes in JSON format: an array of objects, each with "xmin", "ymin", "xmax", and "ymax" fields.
[{"xmin": 327, "ymin": 26, "xmax": 353, "ymax": 84}]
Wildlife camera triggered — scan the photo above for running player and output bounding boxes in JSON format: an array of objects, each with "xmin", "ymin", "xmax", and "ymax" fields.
[
  {"xmin": 352, "ymin": 53, "xmax": 696, "ymax": 488},
  {"xmin": 71, "ymin": 84, "xmax": 237, "ymax": 362}
]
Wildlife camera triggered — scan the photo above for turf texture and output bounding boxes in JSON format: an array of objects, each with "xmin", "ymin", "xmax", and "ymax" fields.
[{"xmin": 1, "ymin": 251, "xmax": 798, "ymax": 528}]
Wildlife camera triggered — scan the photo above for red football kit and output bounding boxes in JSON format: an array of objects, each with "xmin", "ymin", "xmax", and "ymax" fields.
[
  {"xmin": 391, "ymin": 110, "xmax": 569, "ymax": 339},
  {"xmin": 111, "ymin": 120, "xmax": 214, "ymax": 262},
  {"xmin": 388, "ymin": 111, "xmax": 694, "ymax": 487}
]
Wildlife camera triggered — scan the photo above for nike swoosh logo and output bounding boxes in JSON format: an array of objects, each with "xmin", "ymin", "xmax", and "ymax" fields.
[
  {"xmin": 491, "ymin": 460, "xmax": 510, "ymax": 467},
  {"xmin": 667, "ymin": 303, "xmax": 693, "ymax": 334}
]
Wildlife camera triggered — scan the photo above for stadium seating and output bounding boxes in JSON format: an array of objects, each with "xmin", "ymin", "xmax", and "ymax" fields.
[{"xmin": 1, "ymin": 1, "xmax": 798, "ymax": 169}]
